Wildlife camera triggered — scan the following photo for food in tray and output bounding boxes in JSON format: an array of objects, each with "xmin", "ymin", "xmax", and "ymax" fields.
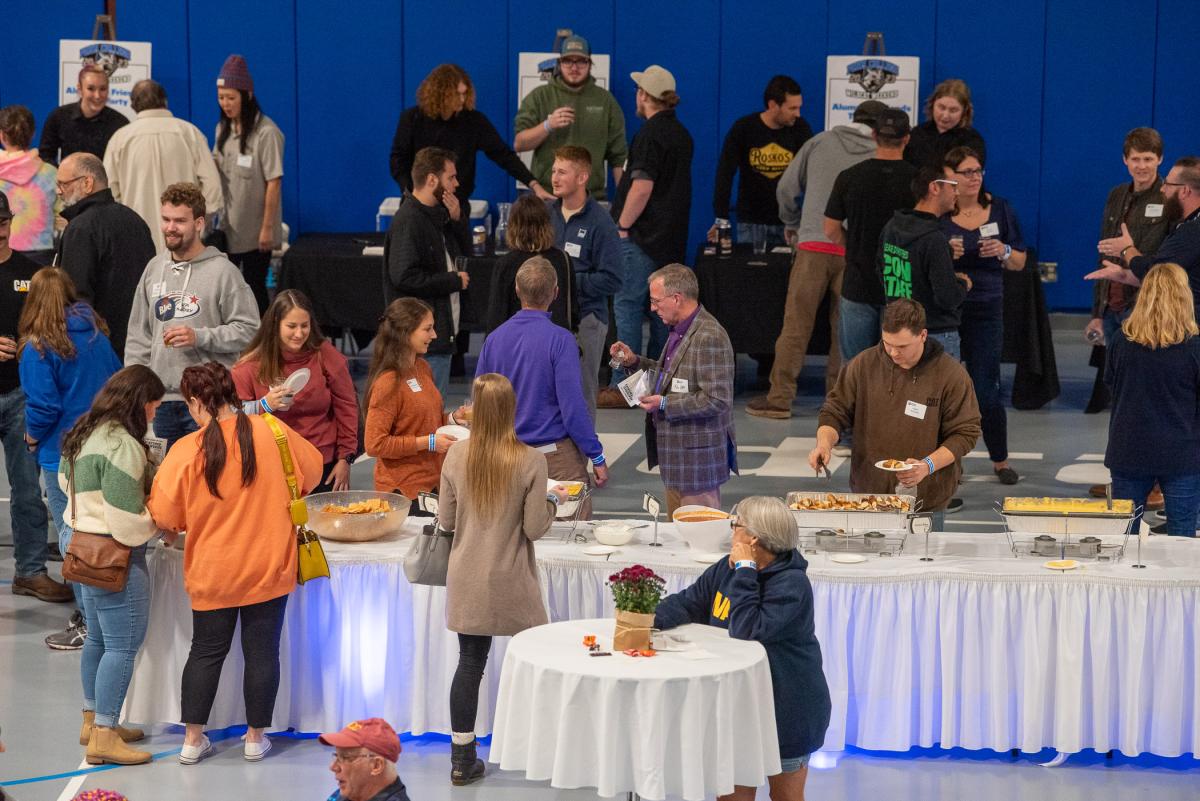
[
  {"xmin": 789, "ymin": 493, "xmax": 911, "ymax": 513},
  {"xmin": 1003, "ymin": 497, "xmax": 1133, "ymax": 515},
  {"xmin": 675, "ymin": 510, "xmax": 731, "ymax": 522},
  {"xmin": 321, "ymin": 498, "xmax": 394, "ymax": 515},
  {"xmin": 557, "ymin": 481, "xmax": 585, "ymax": 499}
]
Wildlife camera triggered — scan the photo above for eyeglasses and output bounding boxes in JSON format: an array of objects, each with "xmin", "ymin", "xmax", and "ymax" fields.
[
  {"xmin": 933, "ymin": 179, "xmax": 959, "ymax": 187},
  {"xmin": 1163, "ymin": 181, "xmax": 1188, "ymax": 188},
  {"xmin": 560, "ymin": 58, "xmax": 590, "ymax": 67},
  {"xmin": 648, "ymin": 293, "xmax": 679, "ymax": 308},
  {"xmin": 954, "ymin": 168, "xmax": 985, "ymax": 179},
  {"xmin": 56, "ymin": 175, "xmax": 86, "ymax": 191},
  {"xmin": 331, "ymin": 751, "xmax": 376, "ymax": 765}
]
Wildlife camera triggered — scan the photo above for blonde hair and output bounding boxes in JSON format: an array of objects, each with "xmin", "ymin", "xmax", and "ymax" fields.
[
  {"xmin": 464, "ymin": 373, "xmax": 527, "ymax": 513},
  {"xmin": 924, "ymin": 78, "xmax": 973, "ymax": 128},
  {"xmin": 1122, "ymin": 263, "xmax": 1198, "ymax": 349}
]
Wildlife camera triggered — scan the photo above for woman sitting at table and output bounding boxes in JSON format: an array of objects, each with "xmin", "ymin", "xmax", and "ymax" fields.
[
  {"xmin": 364, "ymin": 297, "xmax": 468, "ymax": 515},
  {"xmin": 655, "ymin": 495, "xmax": 831, "ymax": 801},
  {"xmin": 485, "ymin": 193, "xmax": 577, "ymax": 333},
  {"xmin": 437, "ymin": 372, "xmax": 568, "ymax": 786},
  {"xmin": 1105, "ymin": 262, "xmax": 1200, "ymax": 536},
  {"xmin": 148, "ymin": 362, "xmax": 322, "ymax": 765},
  {"xmin": 232, "ymin": 289, "xmax": 359, "ymax": 493}
]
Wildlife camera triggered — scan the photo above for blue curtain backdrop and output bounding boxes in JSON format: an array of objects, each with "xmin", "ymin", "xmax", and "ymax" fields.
[{"xmin": 3, "ymin": 0, "xmax": 1192, "ymax": 310}]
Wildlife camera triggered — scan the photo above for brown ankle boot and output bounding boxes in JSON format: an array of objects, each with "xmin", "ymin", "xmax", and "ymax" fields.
[
  {"xmin": 80, "ymin": 710, "xmax": 145, "ymax": 745},
  {"xmin": 86, "ymin": 726, "xmax": 151, "ymax": 765}
]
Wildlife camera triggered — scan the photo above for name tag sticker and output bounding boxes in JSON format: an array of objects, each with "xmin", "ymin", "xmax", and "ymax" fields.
[
  {"xmin": 978, "ymin": 222, "xmax": 1000, "ymax": 238},
  {"xmin": 904, "ymin": 400, "xmax": 928, "ymax": 420},
  {"xmin": 564, "ymin": 242, "xmax": 582, "ymax": 258},
  {"xmin": 406, "ymin": 378, "xmax": 422, "ymax": 392},
  {"xmin": 1145, "ymin": 203, "xmax": 1164, "ymax": 217},
  {"xmin": 237, "ymin": 154, "xmax": 253, "ymax": 168},
  {"xmin": 671, "ymin": 377, "xmax": 689, "ymax": 393},
  {"xmin": 150, "ymin": 282, "xmax": 164, "ymax": 296}
]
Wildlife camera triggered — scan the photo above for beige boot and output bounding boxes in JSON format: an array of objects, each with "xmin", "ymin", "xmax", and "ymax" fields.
[
  {"xmin": 86, "ymin": 726, "xmax": 151, "ymax": 765},
  {"xmin": 80, "ymin": 710, "xmax": 145, "ymax": 745}
]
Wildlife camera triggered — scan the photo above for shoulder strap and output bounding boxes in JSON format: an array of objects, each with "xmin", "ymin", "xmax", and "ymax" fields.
[{"xmin": 262, "ymin": 413, "xmax": 301, "ymax": 502}]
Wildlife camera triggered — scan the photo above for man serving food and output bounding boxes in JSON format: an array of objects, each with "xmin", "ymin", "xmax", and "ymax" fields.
[{"xmin": 807, "ymin": 298, "xmax": 980, "ymax": 520}]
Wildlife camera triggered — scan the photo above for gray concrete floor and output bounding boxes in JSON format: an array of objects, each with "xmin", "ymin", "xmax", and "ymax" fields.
[{"xmin": 2, "ymin": 319, "xmax": 1197, "ymax": 799}]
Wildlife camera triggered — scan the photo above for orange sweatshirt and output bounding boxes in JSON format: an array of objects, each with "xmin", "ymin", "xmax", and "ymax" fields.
[
  {"xmin": 364, "ymin": 360, "xmax": 446, "ymax": 499},
  {"xmin": 148, "ymin": 414, "xmax": 323, "ymax": 611}
]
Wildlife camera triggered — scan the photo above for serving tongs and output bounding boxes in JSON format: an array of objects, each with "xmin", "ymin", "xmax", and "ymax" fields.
[{"xmin": 815, "ymin": 457, "xmax": 832, "ymax": 482}]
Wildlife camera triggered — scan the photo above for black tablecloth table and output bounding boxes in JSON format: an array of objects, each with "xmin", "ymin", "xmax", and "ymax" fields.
[{"xmin": 279, "ymin": 232, "xmax": 497, "ymax": 335}]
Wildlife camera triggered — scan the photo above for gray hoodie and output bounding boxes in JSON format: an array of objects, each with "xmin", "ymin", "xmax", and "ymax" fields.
[
  {"xmin": 125, "ymin": 245, "xmax": 259, "ymax": 398},
  {"xmin": 776, "ymin": 123, "xmax": 877, "ymax": 245}
]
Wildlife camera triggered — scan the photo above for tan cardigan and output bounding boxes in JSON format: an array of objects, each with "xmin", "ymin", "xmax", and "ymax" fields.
[{"xmin": 438, "ymin": 440, "xmax": 554, "ymax": 636}]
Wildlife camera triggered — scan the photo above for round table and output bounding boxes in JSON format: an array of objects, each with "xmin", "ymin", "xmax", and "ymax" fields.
[{"xmin": 489, "ymin": 618, "xmax": 781, "ymax": 801}]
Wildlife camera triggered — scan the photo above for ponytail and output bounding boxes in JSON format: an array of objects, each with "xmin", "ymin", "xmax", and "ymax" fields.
[{"xmin": 181, "ymin": 362, "xmax": 259, "ymax": 498}]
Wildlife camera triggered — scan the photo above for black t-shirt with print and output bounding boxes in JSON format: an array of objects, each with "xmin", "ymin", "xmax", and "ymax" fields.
[
  {"xmin": 0, "ymin": 251, "xmax": 39, "ymax": 393},
  {"xmin": 824, "ymin": 158, "xmax": 917, "ymax": 305},
  {"xmin": 713, "ymin": 112, "xmax": 813, "ymax": 224}
]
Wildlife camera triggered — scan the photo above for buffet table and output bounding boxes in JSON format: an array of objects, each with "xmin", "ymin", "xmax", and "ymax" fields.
[{"xmin": 123, "ymin": 521, "xmax": 1200, "ymax": 759}]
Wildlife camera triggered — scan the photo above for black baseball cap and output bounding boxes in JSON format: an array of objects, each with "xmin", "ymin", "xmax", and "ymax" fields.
[
  {"xmin": 0, "ymin": 191, "xmax": 11, "ymax": 221},
  {"xmin": 852, "ymin": 100, "xmax": 888, "ymax": 127},
  {"xmin": 875, "ymin": 108, "xmax": 912, "ymax": 138}
]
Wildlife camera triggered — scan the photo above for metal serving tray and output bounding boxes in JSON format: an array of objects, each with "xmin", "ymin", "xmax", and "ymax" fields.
[{"xmin": 787, "ymin": 491, "xmax": 918, "ymax": 532}]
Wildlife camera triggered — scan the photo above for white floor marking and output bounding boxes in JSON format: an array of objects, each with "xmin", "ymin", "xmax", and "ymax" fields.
[
  {"xmin": 55, "ymin": 758, "xmax": 90, "ymax": 801},
  {"xmin": 965, "ymin": 451, "xmax": 1043, "ymax": 460}
]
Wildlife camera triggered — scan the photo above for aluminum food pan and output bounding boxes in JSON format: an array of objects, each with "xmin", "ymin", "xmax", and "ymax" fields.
[
  {"xmin": 787, "ymin": 491, "xmax": 918, "ymax": 531},
  {"xmin": 1001, "ymin": 511, "xmax": 1134, "ymax": 536}
]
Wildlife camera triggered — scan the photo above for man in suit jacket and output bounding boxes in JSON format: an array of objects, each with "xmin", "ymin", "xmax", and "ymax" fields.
[{"xmin": 610, "ymin": 263, "xmax": 737, "ymax": 513}]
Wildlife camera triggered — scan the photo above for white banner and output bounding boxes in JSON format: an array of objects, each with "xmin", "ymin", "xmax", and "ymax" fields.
[
  {"xmin": 824, "ymin": 55, "xmax": 920, "ymax": 129},
  {"xmin": 59, "ymin": 40, "xmax": 153, "ymax": 121}
]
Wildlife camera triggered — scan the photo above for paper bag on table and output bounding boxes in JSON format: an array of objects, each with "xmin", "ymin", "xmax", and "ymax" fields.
[{"xmin": 613, "ymin": 609, "xmax": 655, "ymax": 651}]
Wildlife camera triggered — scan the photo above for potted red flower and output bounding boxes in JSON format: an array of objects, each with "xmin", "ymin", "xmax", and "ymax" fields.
[{"xmin": 608, "ymin": 564, "xmax": 666, "ymax": 650}]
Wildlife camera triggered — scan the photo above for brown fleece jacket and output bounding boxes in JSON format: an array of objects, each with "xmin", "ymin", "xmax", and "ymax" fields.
[{"xmin": 818, "ymin": 339, "xmax": 981, "ymax": 512}]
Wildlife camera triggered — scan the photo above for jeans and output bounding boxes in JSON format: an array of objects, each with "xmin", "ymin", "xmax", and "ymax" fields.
[
  {"xmin": 959, "ymin": 305, "xmax": 1008, "ymax": 462},
  {"xmin": 612, "ymin": 239, "xmax": 667, "ymax": 383},
  {"xmin": 577, "ymin": 312, "xmax": 607, "ymax": 420},
  {"xmin": 1102, "ymin": 307, "xmax": 1132, "ymax": 345},
  {"xmin": 0, "ymin": 388, "xmax": 49, "ymax": 578},
  {"xmin": 230, "ymin": 250, "xmax": 272, "ymax": 315},
  {"xmin": 766, "ymin": 249, "xmax": 844, "ymax": 407},
  {"xmin": 450, "ymin": 633, "xmax": 492, "ymax": 733},
  {"xmin": 837, "ymin": 297, "xmax": 882, "ymax": 364},
  {"xmin": 928, "ymin": 330, "xmax": 961, "ymax": 361},
  {"xmin": 736, "ymin": 223, "xmax": 787, "ymax": 250},
  {"xmin": 1110, "ymin": 472, "xmax": 1200, "ymax": 536},
  {"xmin": 154, "ymin": 400, "xmax": 199, "ymax": 454},
  {"xmin": 80, "ymin": 545, "xmax": 150, "ymax": 727},
  {"xmin": 425, "ymin": 353, "xmax": 452, "ymax": 399},
  {"xmin": 181, "ymin": 594, "xmax": 289, "ymax": 728},
  {"xmin": 44, "ymin": 474, "xmax": 83, "ymax": 608}
]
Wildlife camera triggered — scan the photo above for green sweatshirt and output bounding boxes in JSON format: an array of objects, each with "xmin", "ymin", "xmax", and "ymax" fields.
[
  {"xmin": 58, "ymin": 422, "xmax": 158, "ymax": 547},
  {"xmin": 514, "ymin": 75, "xmax": 628, "ymax": 199}
]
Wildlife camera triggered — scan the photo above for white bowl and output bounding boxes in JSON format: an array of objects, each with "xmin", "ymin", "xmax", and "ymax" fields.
[
  {"xmin": 548, "ymin": 478, "xmax": 587, "ymax": 518},
  {"xmin": 593, "ymin": 522, "xmax": 634, "ymax": 546},
  {"xmin": 436, "ymin": 424, "xmax": 470, "ymax": 441},
  {"xmin": 672, "ymin": 505, "xmax": 732, "ymax": 553}
]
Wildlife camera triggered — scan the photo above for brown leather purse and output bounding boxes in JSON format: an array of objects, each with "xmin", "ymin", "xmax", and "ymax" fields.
[{"xmin": 61, "ymin": 460, "xmax": 132, "ymax": 593}]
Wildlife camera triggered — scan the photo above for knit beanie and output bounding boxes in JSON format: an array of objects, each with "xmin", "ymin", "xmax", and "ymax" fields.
[{"xmin": 216, "ymin": 54, "xmax": 254, "ymax": 92}]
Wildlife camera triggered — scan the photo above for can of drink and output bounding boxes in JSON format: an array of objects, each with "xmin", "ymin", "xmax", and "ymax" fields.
[
  {"xmin": 472, "ymin": 225, "xmax": 487, "ymax": 256},
  {"xmin": 718, "ymin": 220, "xmax": 733, "ymax": 258}
]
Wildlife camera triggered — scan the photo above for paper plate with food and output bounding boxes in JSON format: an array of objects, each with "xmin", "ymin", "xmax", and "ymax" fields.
[{"xmin": 874, "ymin": 458, "xmax": 911, "ymax": 472}]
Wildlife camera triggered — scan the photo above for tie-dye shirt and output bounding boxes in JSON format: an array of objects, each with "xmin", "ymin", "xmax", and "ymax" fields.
[{"xmin": 0, "ymin": 150, "xmax": 57, "ymax": 251}]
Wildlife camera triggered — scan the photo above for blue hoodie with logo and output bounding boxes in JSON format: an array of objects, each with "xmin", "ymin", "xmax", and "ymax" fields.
[
  {"xmin": 654, "ymin": 548, "xmax": 832, "ymax": 759},
  {"xmin": 20, "ymin": 303, "xmax": 121, "ymax": 470}
]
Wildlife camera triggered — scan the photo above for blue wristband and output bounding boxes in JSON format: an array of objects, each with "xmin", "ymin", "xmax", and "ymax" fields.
[
  {"xmin": 428, "ymin": 434, "xmax": 436, "ymax": 452},
  {"xmin": 923, "ymin": 456, "xmax": 936, "ymax": 474},
  {"xmin": 659, "ymin": 396, "xmax": 667, "ymax": 412},
  {"xmin": 259, "ymin": 397, "xmax": 272, "ymax": 414},
  {"xmin": 734, "ymin": 559, "xmax": 757, "ymax": 571},
  {"xmin": 591, "ymin": 454, "xmax": 606, "ymax": 466},
  {"xmin": 546, "ymin": 492, "xmax": 560, "ymax": 505}
]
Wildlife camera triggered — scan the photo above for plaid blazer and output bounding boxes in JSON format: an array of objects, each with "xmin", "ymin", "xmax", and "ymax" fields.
[{"xmin": 640, "ymin": 307, "xmax": 738, "ymax": 493}]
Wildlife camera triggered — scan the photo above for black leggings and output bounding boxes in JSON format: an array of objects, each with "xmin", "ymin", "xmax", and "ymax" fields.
[
  {"xmin": 450, "ymin": 633, "xmax": 492, "ymax": 733},
  {"xmin": 230, "ymin": 249, "xmax": 271, "ymax": 314},
  {"xmin": 181, "ymin": 594, "xmax": 288, "ymax": 728}
]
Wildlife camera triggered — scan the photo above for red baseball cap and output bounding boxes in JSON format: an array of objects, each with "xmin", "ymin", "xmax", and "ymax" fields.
[{"xmin": 319, "ymin": 718, "xmax": 401, "ymax": 763}]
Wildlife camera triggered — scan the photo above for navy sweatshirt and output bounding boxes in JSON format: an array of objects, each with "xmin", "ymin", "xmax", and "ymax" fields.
[
  {"xmin": 1104, "ymin": 328, "xmax": 1200, "ymax": 477},
  {"xmin": 654, "ymin": 549, "xmax": 832, "ymax": 759}
]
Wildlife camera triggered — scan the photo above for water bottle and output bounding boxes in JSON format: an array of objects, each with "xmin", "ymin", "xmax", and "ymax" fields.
[{"xmin": 495, "ymin": 202, "xmax": 511, "ymax": 255}]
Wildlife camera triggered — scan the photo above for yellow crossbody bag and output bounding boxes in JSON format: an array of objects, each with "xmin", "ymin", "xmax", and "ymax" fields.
[{"xmin": 262, "ymin": 413, "xmax": 330, "ymax": 584}]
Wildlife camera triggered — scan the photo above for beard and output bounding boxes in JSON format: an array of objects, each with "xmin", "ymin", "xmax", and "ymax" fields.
[{"xmin": 1164, "ymin": 194, "xmax": 1185, "ymax": 225}]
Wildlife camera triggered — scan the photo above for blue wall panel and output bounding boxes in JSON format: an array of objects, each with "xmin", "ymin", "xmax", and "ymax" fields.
[
  {"xmin": 1038, "ymin": 0, "xmax": 1156, "ymax": 308},
  {"xmin": 1, "ymin": 0, "xmax": 1198, "ymax": 309},
  {"xmin": 295, "ymin": 0, "xmax": 404, "ymax": 232}
]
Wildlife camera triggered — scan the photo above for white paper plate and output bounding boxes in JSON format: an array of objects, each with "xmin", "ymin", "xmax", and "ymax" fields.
[
  {"xmin": 874, "ymin": 459, "xmax": 910, "ymax": 472},
  {"xmin": 436, "ymin": 424, "xmax": 470, "ymax": 441},
  {"xmin": 830, "ymin": 552, "xmax": 868, "ymax": 564},
  {"xmin": 1043, "ymin": 559, "xmax": 1080, "ymax": 571},
  {"xmin": 282, "ymin": 368, "xmax": 311, "ymax": 395},
  {"xmin": 691, "ymin": 552, "xmax": 726, "ymax": 564},
  {"xmin": 581, "ymin": 545, "xmax": 618, "ymax": 556}
]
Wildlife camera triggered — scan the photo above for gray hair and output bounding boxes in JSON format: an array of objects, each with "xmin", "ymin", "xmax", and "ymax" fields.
[
  {"xmin": 648, "ymin": 263, "xmax": 698, "ymax": 301},
  {"xmin": 732, "ymin": 496, "xmax": 797, "ymax": 554},
  {"xmin": 64, "ymin": 153, "xmax": 108, "ymax": 188},
  {"xmin": 515, "ymin": 256, "xmax": 558, "ymax": 309}
]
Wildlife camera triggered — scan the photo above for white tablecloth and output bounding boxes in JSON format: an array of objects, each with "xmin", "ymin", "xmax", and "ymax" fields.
[
  {"xmin": 490, "ymin": 618, "xmax": 779, "ymax": 801},
  {"xmin": 123, "ymin": 520, "xmax": 1200, "ymax": 759}
]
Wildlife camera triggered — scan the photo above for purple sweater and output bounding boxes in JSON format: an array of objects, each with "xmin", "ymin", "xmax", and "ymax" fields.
[{"xmin": 476, "ymin": 310, "xmax": 604, "ymax": 462}]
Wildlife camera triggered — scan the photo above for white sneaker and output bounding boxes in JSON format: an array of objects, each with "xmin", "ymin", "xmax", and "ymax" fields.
[
  {"xmin": 832, "ymin": 444, "xmax": 851, "ymax": 457},
  {"xmin": 244, "ymin": 733, "xmax": 272, "ymax": 762},
  {"xmin": 179, "ymin": 734, "xmax": 213, "ymax": 765}
]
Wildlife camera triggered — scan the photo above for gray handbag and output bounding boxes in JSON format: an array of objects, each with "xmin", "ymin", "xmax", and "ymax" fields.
[{"xmin": 403, "ymin": 523, "xmax": 453, "ymax": 586}]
